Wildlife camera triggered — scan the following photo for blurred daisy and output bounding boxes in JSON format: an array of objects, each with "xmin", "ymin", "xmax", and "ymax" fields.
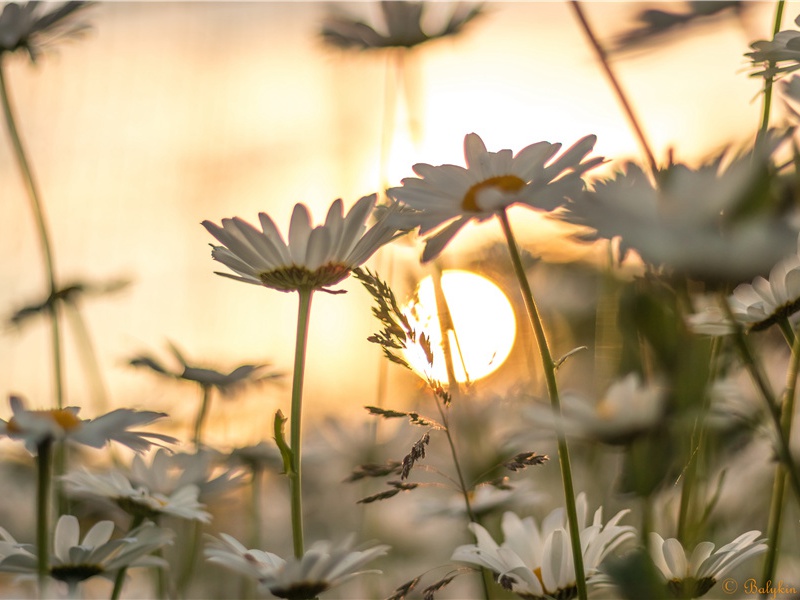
[
  {"xmin": 649, "ymin": 531, "xmax": 767, "ymax": 598},
  {"xmin": 387, "ymin": 133, "xmax": 601, "ymax": 262},
  {"xmin": 685, "ymin": 306, "xmax": 734, "ymax": 337},
  {"xmin": 416, "ymin": 480, "xmax": 543, "ymax": 520},
  {"xmin": 128, "ymin": 342, "xmax": 280, "ymax": 396},
  {"xmin": 0, "ymin": 395, "xmax": 176, "ymax": 454},
  {"xmin": 62, "ymin": 468, "xmax": 211, "ymax": 523},
  {"xmin": 0, "ymin": 1, "xmax": 91, "ymax": 62},
  {"xmin": 560, "ymin": 140, "xmax": 798, "ymax": 281},
  {"xmin": 205, "ymin": 534, "xmax": 389, "ymax": 599},
  {"xmin": 452, "ymin": 493, "xmax": 635, "ymax": 599},
  {"xmin": 727, "ymin": 239, "xmax": 800, "ymax": 331},
  {"xmin": 202, "ymin": 194, "xmax": 398, "ymax": 293},
  {"xmin": 127, "ymin": 448, "xmax": 245, "ymax": 500},
  {"xmin": 320, "ymin": 1, "xmax": 482, "ymax": 51},
  {"xmin": 526, "ymin": 374, "xmax": 666, "ymax": 445},
  {"xmin": 747, "ymin": 15, "xmax": 800, "ymax": 79},
  {"xmin": 0, "ymin": 515, "xmax": 171, "ymax": 588}
]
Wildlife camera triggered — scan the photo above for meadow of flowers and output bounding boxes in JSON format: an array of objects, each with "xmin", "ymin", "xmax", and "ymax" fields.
[{"xmin": 2, "ymin": 1, "xmax": 800, "ymax": 599}]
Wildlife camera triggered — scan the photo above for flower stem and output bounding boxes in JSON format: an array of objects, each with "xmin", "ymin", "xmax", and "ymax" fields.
[
  {"xmin": 0, "ymin": 59, "xmax": 64, "ymax": 410},
  {"xmin": 569, "ymin": 0, "xmax": 658, "ymax": 180},
  {"xmin": 719, "ymin": 296, "xmax": 800, "ymax": 504},
  {"xmin": 497, "ymin": 210, "xmax": 587, "ymax": 600},
  {"xmin": 289, "ymin": 287, "xmax": 313, "ymax": 559},
  {"xmin": 110, "ymin": 514, "xmax": 146, "ymax": 600},
  {"xmin": 192, "ymin": 385, "xmax": 212, "ymax": 448},
  {"xmin": 36, "ymin": 439, "xmax": 53, "ymax": 595},
  {"xmin": 761, "ymin": 316, "xmax": 799, "ymax": 586},
  {"xmin": 759, "ymin": 0, "xmax": 786, "ymax": 135}
]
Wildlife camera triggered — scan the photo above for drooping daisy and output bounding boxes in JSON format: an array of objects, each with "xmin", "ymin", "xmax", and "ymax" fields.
[
  {"xmin": 0, "ymin": 395, "xmax": 176, "ymax": 454},
  {"xmin": 727, "ymin": 239, "xmax": 800, "ymax": 330},
  {"xmin": 452, "ymin": 493, "xmax": 636, "ymax": 599},
  {"xmin": 0, "ymin": 515, "xmax": 172, "ymax": 588},
  {"xmin": 0, "ymin": 1, "xmax": 91, "ymax": 61},
  {"xmin": 649, "ymin": 531, "xmax": 767, "ymax": 598},
  {"xmin": 202, "ymin": 194, "xmax": 398, "ymax": 293},
  {"xmin": 387, "ymin": 133, "xmax": 601, "ymax": 262},
  {"xmin": 747, "ymin": 15, "xmax": 800, "ymax": 79},
  {"xmin": 320, "ymin": 1, "xmax": 482, "ymax": 51},
  {"xmin": 61, "ymin": 468, "xmax": 211, "ymax": 523},
  {"xmin": 205, "ymin": 534, "xmax": 389, "ymax": 599}
]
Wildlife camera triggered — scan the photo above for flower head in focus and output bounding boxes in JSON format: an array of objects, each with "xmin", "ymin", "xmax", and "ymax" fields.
[
  {"xmin": 452, "ymin": 493, "xmax": 635, "ymax": 599},
  {"xmin": 387, "ymin": 133, "xmax": 601, "ymax": 262},
  {"xmin": 747, "ymin": 15, "xmax": 800, "ymax": 79},
  {"xmin": 320, "ymin": 1, "xmax": 482, "ymax": 51},
  {"xmin": 649, "ymin": 531, "xmax": 767, "ymax": 598},
  {"xmin": 0, "ymin": 515, "xmax": 172, "ymax": 586},
  {"xmin": 128, "ymin": 341, "xmax": 281, "ymax": 396},
  {"xmin": 62, "ymin": 468, "xmax": 211, "ymax": 522},
  {"xmin": 202, "ymin": 194, "xmax": 398, "ymax": 293},
  {"xmin": 0, "ymin": 395, "xmax": 176, "ymax": 454},
  {"xmin": 560, "ymin": 136, "xmax": 799, "ymax": 282},
  {"xmin": 205, "ymin": 534, "xmax": 389, "ymax": 599},
  {"xmin": 0, "ymin": 1, "xmax": 92, "ymax": 62}
]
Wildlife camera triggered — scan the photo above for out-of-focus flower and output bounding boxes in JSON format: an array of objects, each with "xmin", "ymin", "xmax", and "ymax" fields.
[
  {"xmin": 202, "ymin": 195, "xmax": 399, "ymax": 293},
  {"xmin": 0, "ymin": 395, "xmax": 176, "ymax": 454},
  {"xmin": 387, "ymin": 133, "xmax": 601, "ymax": 262},
  {"xmin": 205, "ymin": 534, "xmax": 389, "ymax": 599},
  {"xmin": 228, "ymin": 441, "xmax": 283, "ymax": 473},
  {"xmin": 0, "ymin": 515, "xmax": 171, "ymax": 585},
  {"xmin": 685, "ymin": 305, "xmax": 734, "ymax": 336},
  {"xmin": 615, "ymin": 2, "xmax": 745, "ymax": 54},
  {"xmin": 526, "ymin": 374, "xmax": 666, "ymax": 445},
  {"xmin": 128, "ymin": 342, "xmax": 280, "ymax": 396},
  {"xmin": 0, "ymin": 1, "xmax": 91, "ymax": 62},
  {"xmin": 747, "ymin": 15, "xmax": 800, "ymax": 79},
  {"xmin": 320, "ymin": 1, "xmax": 482, "ymax": 51},
  {"xmin": 62, "ymin": 468, "xmax": 211, "ymax": 522},
  {"xmin": 727, "ymin": 237, "xmax": 800, "ymax": 330},
  {"xmin": 560, "ymin": 138, "xmax": 799, "ymax": 282},
  {"xmin": 452, "ymin": 493, "xmax": 635, "ymax": 599},
  {"xmin": 127, "ymin": 448, "xmax": 245, "ymax": 500},
  {"xmin": 416, "ymin": 480, "xmax": 543, "ymax": 520},
  {"xmin": 649, "ymin": 531, "xmax": 767, "ymax": 598}
]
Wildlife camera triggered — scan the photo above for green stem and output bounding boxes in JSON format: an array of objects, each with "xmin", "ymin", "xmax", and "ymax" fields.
[
  {"xmin": 0, "ymin": 59, "xmax": 64, "ymax": 410},
  {"xmin": 36, "ymin": 439, "xmax": 53, "ymax": 594},
  {"xmin": 719, "ymin": 297, "xmax": 800, "ymax": 504},
  {"xmin": 760, "ymin": 317, "xmax": 800, "ymax": 589},
  {"xmin": 110, "ymin": 514, "xmax": 146, "ymax": 600},
  {"xmin": 760, "ymin": 0, "xmax": 786, "ymax": 135},
  {"xmin": 289, "ymin": 287, "xmax": 313, "ymax": 559},
  {"xmin": 192, "ymin": 385, "xmax": 212, "ymax": 448},
  {"xmin": 569, "ymin": 1, "xmax": 658, "ymax": 180},
  {"xmin": 498, "ymin": 210, "xmax": 587, "ymax": 600}
]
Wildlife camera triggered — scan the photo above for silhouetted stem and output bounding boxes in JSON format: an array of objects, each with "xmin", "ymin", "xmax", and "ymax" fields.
[
  {"xmin": 193, "ymin": 385, "xmax": 212, "ymax": 447},
  {"xmin": 498, "ymin": 210, "xmax": 587, "ymax": 600},
  {"xmin": 36, "ymin": 439, "xmax": 53, "ymax": 594},
  {"xmin": 0, "ymin": 60, "xmax": 64, "ymax": 410},
  {"xmin": 110, "ymin": 514, "xmax": 146, "ymax": 600},
  {"xmin": 760, "ymin": 0, "xmax": 786, "ymax": 134}
]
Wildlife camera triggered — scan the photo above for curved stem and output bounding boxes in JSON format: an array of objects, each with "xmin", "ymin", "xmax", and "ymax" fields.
[
  {"xmin": 0, "ymin": 59, "xmax": 64, "ymax": 410},
  {"xmin": 192, "ymin": 385, "xmax": 212, "ymax": 448},
  {"xmin": 498, "ymin": 210, "xmax": 587, "ymax": 600},
  {"xmin": 36, "ymin": 439, "xmax": 53, "ymax": 594},
  {"xmin": 759, "ymin": 0, "xmax": 786, "ymax": 135},
  {"xmin": 289, "ymin": 287, "xmax": 313, "ymax": 559},
  {"xmin": 568, "ymin": 1, "xmax": 658, "ymax": 180}
]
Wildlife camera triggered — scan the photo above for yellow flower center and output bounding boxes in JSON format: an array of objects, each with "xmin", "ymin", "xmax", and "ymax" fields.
[
  {"xmin": 6, "ymin": 409, "xmax": 82, "ymax": 434},
  {"xmin": 462, "ymin": 175, "xmax": 526, "ymax": 212}
]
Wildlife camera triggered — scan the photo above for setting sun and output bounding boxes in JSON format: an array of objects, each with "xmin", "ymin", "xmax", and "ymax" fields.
[{"xmin": 401, "ymin": 270, "xmax": 516, "ymax": 384}]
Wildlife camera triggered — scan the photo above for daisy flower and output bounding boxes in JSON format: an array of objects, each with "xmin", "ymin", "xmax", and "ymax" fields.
[
  {"xmin": 0, "ymin": 515, "xmax": 171, "ymax": 588},
  {"xmin": 61, "ymin": 468, "xmax": 211, "ymax": 523},
  {"xmin": 727, "ymin": 238, "xmax": 800, "ymax": 331},
  {"xmin": 649, "ymin": 531, "xmax": 767, "ymax": 598},
  {"xmin": 202, "ymin": 194, "xmax": 398, "ymax": 293},
  {"xmin": 0, "ymin": 1, "xmax": 91, "ymax": 61},
  {"xmin": 205, "ymin": 534, "xmax": 389, "ymax": 599},
  {"xmin": 452, "ymin": 493, "xmax": 636, "ymax": 599},
  {"xmin": 747, "ymin": 15, "xmax": 800, "ymax": 79},
  {"xmin": 320, "ymin": 1, "xmax": 482, "ymax": 51},
  {"xmin": 387, "ymin": 132, "xmax": 601, "ymax": 262},
  {"xmin": 0, "ymin": 395, "xmax": 176, "ymax": 454}
]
